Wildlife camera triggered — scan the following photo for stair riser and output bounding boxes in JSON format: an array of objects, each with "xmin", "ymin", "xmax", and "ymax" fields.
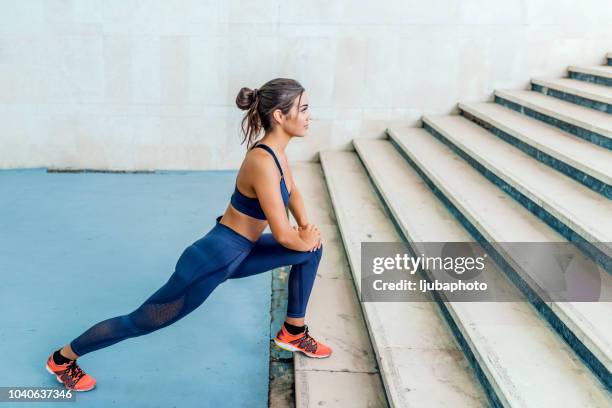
[
  {"xmin": 387, "ymin": 134, "xmax": 612, "ymax": 391},
  {"xmin": 459, "ymin": 109, "xmax": 611, "ymax": 199},
  {"xmin": 421, "ymin": 121, "xmax": 612, "ymax": 275},
  {"xmin": 355, "ymin": 141, "xmax": 506, "ymax": 408},
  {"xmin": 494, "ymin": 95, "xmax": 612, "ymax": 150},
  {"xmin": 531, "ymin": 83, "xmax": 611, "ymax": 114},
  {"xmin": 568, "ymin": 71, "xmax": 612, "ymax": 86}
]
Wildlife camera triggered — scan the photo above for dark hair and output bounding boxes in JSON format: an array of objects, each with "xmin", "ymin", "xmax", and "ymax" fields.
[{"xmin": 235, "ymin": 78, "xmax": 305, "ymax": 150}]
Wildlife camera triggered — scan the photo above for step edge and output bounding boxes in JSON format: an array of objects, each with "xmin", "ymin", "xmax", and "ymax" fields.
[
  {"xmin": 493, "ymin": 90, "xmax": 611, "ymax": 138},
  {"xmin": 530, "ymin": 77, "xmax": 612, "ymax": 105}
]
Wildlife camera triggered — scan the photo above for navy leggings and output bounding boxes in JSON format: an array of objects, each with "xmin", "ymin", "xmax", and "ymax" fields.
[{"xmin": 69, "ymin": 216, "xmax": 323, "ymax": 357}]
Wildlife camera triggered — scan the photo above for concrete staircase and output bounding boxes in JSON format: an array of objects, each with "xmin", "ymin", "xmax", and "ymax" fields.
[{"xmin": 314, "ymin": 52, "xmax": 612, "ymax": 407}]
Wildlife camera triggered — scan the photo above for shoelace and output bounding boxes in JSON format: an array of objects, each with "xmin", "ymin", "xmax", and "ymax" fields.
[
  {"xmin": 62, "ymin": 360, "xmax": 86, "ymax": 384},
  {"xmin": 293, "ymin": 325, "xmax": 318, "ymax": 353}
]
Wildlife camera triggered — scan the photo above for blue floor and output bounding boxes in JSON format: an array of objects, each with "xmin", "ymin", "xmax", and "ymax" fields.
[{"xmin": 0, "ymin": 168, "xmax": 271, "ymax": 407}]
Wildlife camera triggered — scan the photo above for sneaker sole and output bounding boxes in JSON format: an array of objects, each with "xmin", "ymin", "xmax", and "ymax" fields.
[
  {"xmin": 45, "ymin": 363, "xmax": 96, "ymax": 392},
  {"xmin": 273, "ymin": 338, "xmax": 331, "ymax": 359}
]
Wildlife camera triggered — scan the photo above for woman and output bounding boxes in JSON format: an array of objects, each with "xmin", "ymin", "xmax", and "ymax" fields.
[{"xmin": 45, "ymin": 78, "xmax": 331, "ymax": 392}]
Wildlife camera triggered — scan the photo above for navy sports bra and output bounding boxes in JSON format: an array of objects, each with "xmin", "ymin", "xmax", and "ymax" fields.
[{"xmin": 230, "ymin": 143, "xmax": 291, "ymax": 220}]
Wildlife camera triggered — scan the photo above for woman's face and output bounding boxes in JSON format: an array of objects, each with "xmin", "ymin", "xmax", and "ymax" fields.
[{"xmin": 278, "ymin": 91, "xmax": 311, "ymax": 137}]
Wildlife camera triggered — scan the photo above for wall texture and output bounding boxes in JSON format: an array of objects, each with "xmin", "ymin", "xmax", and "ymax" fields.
[{"xmin": 1, "ymin": 0, "xmax": 611, "ymax": 170}]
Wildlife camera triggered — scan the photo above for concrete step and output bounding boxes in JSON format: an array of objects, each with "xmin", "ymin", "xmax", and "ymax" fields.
[
  {"xmin": 457, "ymin": 101, "xmax": 612, "ymax": 198},
  {"xmin": 493, "ymin": 89, "xmax": 612, "ymax": 150},
  {"xmin": 568, "ymin": 65, "xmax": 612, "ymax": 86},
  {"xmin": 320, "ymin": 151, "xmax": 489, "ymax": 407},
  {"xmin": 530, "ymin": 77, "xmax": 611, "ymax": 113},
  {"xmin": 420, "ymin": 114, "xmax": 612, "ymax": 272},
  {"xmin": 388, "ymin": 128, "xmax": 612, "ymax": 390},
  {"xmin": 352, "ymin": 137, "xmax": 612, "ymax": 407},
  {"xmin": 287, "ymin": 163, "xmax": 387, "ymax": 408}
]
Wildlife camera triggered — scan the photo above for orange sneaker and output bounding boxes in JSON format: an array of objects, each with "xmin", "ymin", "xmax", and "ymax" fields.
[
  {"xmin": 46, "ymin": 353, "xmax": 96, "ymax": 392},
  {"xmin": 274, "ymin": 324, "xmax": 332, "ymax": 358}
]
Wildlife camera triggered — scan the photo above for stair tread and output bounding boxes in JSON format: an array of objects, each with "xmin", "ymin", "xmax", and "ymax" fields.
[
  {"xmin": 569, "ymin": 64, "xmax": 612, "ymax": 79},
  {"xmin": 494, "ymin": 89, "xmax": 612, "ymax": 137},
  {"xmin": 531, "ymin": 77, "xmax": 612, "ymax": 104},
  {"xmin": 422, "ymin": 114, "xmax": 612, "ymax": 249},
  {"xmin": 388, "ymin": 127, "xmax": 612, "ymax": 373},
  {"xmin": 458, "ymin": 101, "xmax": 612, "ymax": 184},
  {"xmin": 353, "ymin": 137, "xmax": 611, "ymax": 406},
  {"xmin": 320, "ymin": 151, "xmax": 488, "ymax": 407}
]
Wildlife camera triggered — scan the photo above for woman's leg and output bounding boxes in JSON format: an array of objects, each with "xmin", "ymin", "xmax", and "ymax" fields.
[
  {"xmin": 68, "ymin": 243, "xmax": 250, "ymax": 358},
  {"xmin": 229, "ymin": 233, "xmax": 324, "ymax": 319}
]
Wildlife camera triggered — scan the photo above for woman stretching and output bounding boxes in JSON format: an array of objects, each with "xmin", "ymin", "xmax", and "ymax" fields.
[{"xmin": 45, "ymin": 78, "xmax": 331, "ymax": 392}]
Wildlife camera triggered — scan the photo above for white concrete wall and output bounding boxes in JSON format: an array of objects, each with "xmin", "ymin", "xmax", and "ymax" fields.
[{"xmin": 1, "ymin": 0, "xmax": 611, "ymax": 170}]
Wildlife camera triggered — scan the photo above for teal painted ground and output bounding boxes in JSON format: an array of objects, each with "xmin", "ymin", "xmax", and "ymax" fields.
[{"xmin": 0, "ymin": 168, "xmax": 271, "ymax": 407}]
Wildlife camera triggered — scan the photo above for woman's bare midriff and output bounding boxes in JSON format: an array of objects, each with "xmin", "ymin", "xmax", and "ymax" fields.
[{"xmin": 218, "ymin": 203, "xmax": 269, "ymax": 243}]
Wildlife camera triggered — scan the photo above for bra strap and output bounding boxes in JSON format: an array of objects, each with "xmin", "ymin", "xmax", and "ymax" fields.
[{"xmin": 252, "ymin": 144, "xmax": 284, "ymax": 178}]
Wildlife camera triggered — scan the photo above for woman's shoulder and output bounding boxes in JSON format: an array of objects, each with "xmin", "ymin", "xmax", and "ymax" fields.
[{"xmin": 244, "ymin": 145, "xmax": 276, "ymax": 168}]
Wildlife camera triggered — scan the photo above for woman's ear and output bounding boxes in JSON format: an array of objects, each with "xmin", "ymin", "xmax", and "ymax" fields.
[{"xmin": 271, "ymin": 108, "xmax": 284, "ymax": 126}]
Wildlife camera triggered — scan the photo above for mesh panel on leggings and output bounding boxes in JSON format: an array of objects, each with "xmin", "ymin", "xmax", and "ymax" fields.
[{"xmin": 128, "ymin": 295, "xmax": 187, "ymax": 331}]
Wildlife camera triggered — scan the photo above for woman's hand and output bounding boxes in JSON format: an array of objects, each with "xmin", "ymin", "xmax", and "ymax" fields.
[{"xmin": 296, "ymin": 223, "xmax": 322, "ymax": 252}]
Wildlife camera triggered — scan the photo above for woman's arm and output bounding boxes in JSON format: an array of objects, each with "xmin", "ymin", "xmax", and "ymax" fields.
[
  {"xmin": 288, "ymin": 185, "xmax": 309, "ymax": 227},
  {"xmin": 288, "ymin": 183, "xmax": 322, "ymax": 251},
  {"xmin": 251, "ymin": 158, "xmax": 318, "ymax": 252}
]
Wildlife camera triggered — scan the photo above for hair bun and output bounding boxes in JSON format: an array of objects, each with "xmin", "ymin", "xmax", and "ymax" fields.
[{"xmin": 236, "ymin": 87, "xmax": 257, "ymax": 111}]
